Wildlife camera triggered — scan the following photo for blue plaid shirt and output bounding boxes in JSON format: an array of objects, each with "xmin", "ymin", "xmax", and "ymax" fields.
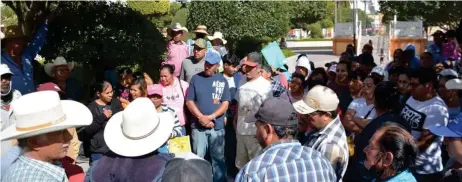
[
  {"xmin": 2, "ymin": 155, "xmax": 67, "ymax": 182},
  {"xmin": 235, "ymin": 140, "xmax": 337, "ymax": 182},
  {"xmin": 271, "ymin": 79, "xmax": 286, "ymax": 97}
]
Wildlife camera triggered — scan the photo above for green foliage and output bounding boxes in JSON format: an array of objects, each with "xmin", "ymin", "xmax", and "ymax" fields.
[
  {"xmin": 282, "ymin": 49, "xmax": 295, "ymax": 58},
  {"xmin": 1, "ymin": 4, "xmax": 18, "ymax": 26},
  {"xmin": 379, "ymin": 1, "xmax": 462, "ymax": 30},
  {"xmin": 126, "ymin": 0, "xmax": 170, "ymax": 15},
  {"xmin": 172, "ymin": 8, "xmax": 188, "ymax": 27},
  {"xmin": 288, "ymin": 1, "xmax": 328, "ymax": 29},
  {"xmin": 39, "ymin": 1, "xmax": 166, "ymax": 78},
  {"xmin": 339, "ymin": 7, "xmax": 372, "ymax": 27},
  {"xmin": 187, "ymin": 1, "xmax": 291, "ymax": 57},
  {"xmin": 320, "ymin": 19, "xmax": 334, "ymax": 28},
  {"xmin": 306, "ymin": 22, "xmax": 323, "ymax": 38}
]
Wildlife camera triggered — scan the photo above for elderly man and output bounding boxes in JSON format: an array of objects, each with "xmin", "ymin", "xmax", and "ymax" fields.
[
  {"xmin": 236, "ymin": 97, "xmax": 337, "ymax": 181},
  {"xmin": 293, "ymin": 85, "xmax": 349, "ymax": 181},
  {"xmin": 44, "ymin": 57, "xmax": 81, "ymax": 101},
  {"xmin": 1, "ymin": 18, "xmax": 49, "ymax": 94},
  {"xmin": 1, "ymin": 91, "xmax": 91, "ymax": 181}
]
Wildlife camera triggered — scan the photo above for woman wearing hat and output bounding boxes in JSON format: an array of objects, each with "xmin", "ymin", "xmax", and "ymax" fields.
[
  {"xmin": 44, "ymin": 56, "xmax": 82, "ymax": 101},
  {"xmin": 85, "ymin": 98, "xmax": 175, "ymax": 182},
  {"xmin": 164, "ymin": 23, "xmax": 189, "ymax": 77}
]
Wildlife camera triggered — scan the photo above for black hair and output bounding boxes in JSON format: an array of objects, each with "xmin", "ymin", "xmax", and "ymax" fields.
[
  {"xmin": 358, "ymin": 53, "xmax": 375, "ymax": 66},
  {"xmin": 131, "ymin": 77, "xmax": 148, "ymax": 97},
  {"xmin": 132, "ymin": 72, "xmax": 144, "ymax": 80},
  {"xmin": 388, "ymin": 66, "xmax": 406, "ymax": 75},
  {"xmin": 91, "ymin": 80, "xmax": 112, "ymax": 100},
  {"xmin": 291, "ymin": 72, "xmax": 308, "ymax": 89},
  {"xmin": 365, "ymin": 74, "xmax": 383, "ymax": 85},
  {"xmin": 446, "ymin": 29, "xmax": 456, "ymax": 38},
  {"xmin": 338, "ymin": 60, "xmax": 352, "ymax": 72},
  {"xmin": 393, "ymin": 48, "xmax": 403, "ymax": 56},
  {"xmin": 118, "ymin": 67, "xmax": 133, "ymax": 79},
  {"xmin": 397, "ymin": 68, "xmax": 412, "ymax": 79},
  {"xmin": 374, "ymin": 81, "xmax": 400, "ymax": 114},
  {"xmin": 416, "ymin": 67, "xmax": 438, "ymax": 89},
  {"xmin": 377, "ymin": 122, "xmax": 418, "ymax": 174},
  {"xmin": 349, "ymin": 70, "xmax": 360, "ymax": 80},
  {"xmin": 223, "ymin": 54, "xmax": 240, "ymax": 66},
  {"xmin": 261, "ymin": 64, "xmax": 272, "ymax": 74},
  {"xmin": 421, "ymin": 51, "xmax": 433, "ymax": 58},
  {"xmin": 456, "ymin": 20, "xmax": 462, "ymax": 44},
  {"xmin": 160, "ymin": 64, "xmax": 175, "ymax": 75},
  {"xmin": 307, "ymin": 68, "xmax": 328, "ymax": 88},
  {"xmin": 272, "ymin": 124, "xmax": 297, "ymax": 139}
]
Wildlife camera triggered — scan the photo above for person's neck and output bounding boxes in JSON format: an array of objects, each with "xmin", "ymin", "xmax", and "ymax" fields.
[
  {"xmin": 167, "ymin": 78, "xmax": 175, "ymax": 87},
  {"xmin": 156, "ymin": 105, "xmax": 163, "ymax": 112},
  {"xmin": 224, "ymin": 72, "xmax": 233, "ymax": 78},
  {"xmin": 447, "ymin": 99, "xmax": 460, "ymax": 108},
  {"xmin": 172, "ymin": 39, "xmax": 182, "ymax": 44},
  {"xmin": 25, "ymin": 151, "xmax": 57, "ymax": 164},
  {"xmin": 291, "ymin": 89, "xmax": 304, "ymax": 97},
  {"xmin": 95, "ymin": 98, "xmax": 108, "ymax": 105},
  {"xmin": 335, "ymin": 78, "xmax": 347, "ymax": 85},
  {"xmin": 374, "ymin": 108, "xmax": 388, "ymax": 117},
  {"xmin": 1, "ymin": 91, "xmax": 13, "ymax": 102}
]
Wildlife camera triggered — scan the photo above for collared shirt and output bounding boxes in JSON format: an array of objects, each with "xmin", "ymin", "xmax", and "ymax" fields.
[
  {"xmin": 304, "ymin": 116, "xmax": 349, "ymax": 181},
  {"xmin": 159, "ymin": 104, "xmax": 182, "ymax": 138},
  {"xmin": 1, "ymin": 24, "xmax": 48, "ymax": 95},
  {"xmin": 165, "ymin": 40, "xmax": 189, "ymax": 77},
  {"xmin": 2, "ymin": 155, "xmax": 68, "ymax": 182},
  {"xmin": 270, "ymin": 79, "xmax": 286, "ymax": 97},
  {"xmin": 236, "ymin": 140, "xmax": 337, "ymax": 182}
]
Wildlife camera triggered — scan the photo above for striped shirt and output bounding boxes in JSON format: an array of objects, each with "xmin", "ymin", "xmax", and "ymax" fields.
[
  {"xmin": 159, "ymin": 104, "xmax": 182, "ymax": 138},
  {"xmin": 2, "ymin": 155, "xmax": 68, "ymax": 182},
  {"xmin": 236, "ymin": 140, "xmax": 337, "ymax": 182},
  {"xmin": 304, "ymin": 116, "xmax": 349, "ymax": 181}
]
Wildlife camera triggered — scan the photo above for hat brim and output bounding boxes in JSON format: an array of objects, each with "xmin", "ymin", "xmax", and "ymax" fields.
[
  {"xmin": 44, "ymin": 63, "xmax": 75, "ymax": 77},
  {"xmin": 193, "ymin": 30, "xmax": 209, "ymax": 35},
  {"xmin": 429, "ymin": 125, "xmax": 462, "ymax": 138},
  {"xmin": 445, "ymin": 79, "xmax": 462, "ymax": 90},
  {"xmin": 242, "ymin": 61, "xmax": 258, "ymax": 67},
  {"xmin": 1, "ymin": 100, "xmax": 92, "ymax": 141},
  {"xmin": 207, "ymin": 36, "xmax": 227, "ymax": 45},
  {"xmin": 104, "ymin": 111, "xmax": 174, "ymax": 157},
  {"xmin": 292, "ymin": 99, "xmax": 316, "ymax": 115}
]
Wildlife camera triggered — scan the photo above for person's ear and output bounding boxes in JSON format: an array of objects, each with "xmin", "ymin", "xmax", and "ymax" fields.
[
  {"xmin": 382, "ymin": 152, "xmax": 394, "ymax": 168},
  {"xmin": 263, "ymin": 124, "xmax": 272, "ymax": 140}
]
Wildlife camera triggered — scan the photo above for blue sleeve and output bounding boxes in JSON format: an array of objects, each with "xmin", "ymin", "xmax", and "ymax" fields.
[
  {"xmin": 23, "ymin": 23, "xmax": 48, "ymax": 60},
  {"xmin": 221, "ymin": 77, "xmax": 231, "ymax": 102},
  {"xmin": 186, "ymin": 75, "xmax": 196, "ymax": 101},
  {"xmin": 1, "ymin": 146, "xmax": 21, "ymax": 179}
]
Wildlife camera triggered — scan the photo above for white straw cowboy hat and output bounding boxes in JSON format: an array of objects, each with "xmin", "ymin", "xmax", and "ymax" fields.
[
  {"xmin": 44, "ymin": 56, "xmax": 75, "ymax": 77},
  {"xmin": 167, "ymin": 23, "xmax": 188, "ymax": 37},
  {"xmin": 192, "ymin": 25, "xmax": 209, "ymax": 35},
  {"xmin": 0, "ymin": 64, "xmax": 13, "ymax": 76},
  {"xmin": 104, "ymin": 98, "xmax": 174, "ymax": 157},
  {"xmin": 1, "ymin": 91, "xmax": 92, "ymax": 141},
  {"xmin": 207, "ymin": 32, "xmax": 227, "ymax": 45}
]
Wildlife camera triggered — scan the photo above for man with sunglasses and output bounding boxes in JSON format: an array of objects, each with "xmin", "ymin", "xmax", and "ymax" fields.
[
  {"xmin": 400, "ymin": 67, "xmax": 449, "ymax": 182},
  {"xmin": 292, "ymin": 85, "xmax": 348, "ymax": 181},
  {"xmin": 1, "ymin": 64, "xmax": 21, "ymax": 156},
  {"xmin": 236, "ymin": 97, "xmax": 337, "ymax": 182}
]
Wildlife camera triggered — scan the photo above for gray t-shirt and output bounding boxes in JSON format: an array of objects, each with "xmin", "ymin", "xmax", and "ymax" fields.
[{"xmin": 180, "ymin": 57, "xmax": 205, "ymax": 83}]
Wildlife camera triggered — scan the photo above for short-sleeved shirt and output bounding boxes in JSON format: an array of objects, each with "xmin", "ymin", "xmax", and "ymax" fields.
[
  {"xmin": 2, "ymin": 155, "xmax": 68, "ymax": 182},
  {"xmin": 347, "ymin": 98, "xmax": 376, "ymax": 120},
  {"xmin": 180, "ymin": 57, "xmax": 205, "ymax": 83},
  {"xmin": 186, "ymin": 72, "xmax": 230, "ymax": 130},
  {"xmin": 235, "ymin": 76, "xmax": 272, "ymax": 135},
  {"xmin": 400, "ymin": 96, "xmax": 449, "ymax": 174}
]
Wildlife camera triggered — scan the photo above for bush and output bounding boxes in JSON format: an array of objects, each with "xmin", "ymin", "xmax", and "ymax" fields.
[
  {"xmin": 320, "ymin": 19, "xmax": 334, "ymax": 28},
  {"xmin": 282, "ymin": 49, "xmax": 296, "ymax": 58},
  {"xmin": 306, "ymin": 22, "xmax": 323, "ymax": 38}
]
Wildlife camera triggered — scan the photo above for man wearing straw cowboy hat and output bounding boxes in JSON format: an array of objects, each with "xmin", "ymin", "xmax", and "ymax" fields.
[
  {"xmin": 1, "ymin": 91, "xmax": 92, "ymax": 181},
  {"xmin": 208, "ymin": 31, "xmax": 228, "ymax": 57},
  {"xmin": 85, "ymin": 98, "xmax": 175, "ymax": 182},
  {"xmin": 164, "ymin": 23, "xmax": 190, "ymax": 77},
  {"xmin": 1, "ymin": 17, "xmax": 50, "ymax": 95},
  {"xmin": 44, "ymin": 56, "xmax": 82, "ymax": 101}
]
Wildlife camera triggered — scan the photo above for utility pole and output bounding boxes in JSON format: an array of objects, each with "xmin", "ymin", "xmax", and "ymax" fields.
[{"xmin": 353, "ymin": 0, "xmax": 358, "ymax": 54}]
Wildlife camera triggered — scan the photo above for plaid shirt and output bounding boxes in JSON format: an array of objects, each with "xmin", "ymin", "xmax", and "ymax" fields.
[
  {"xmin": 2, "ymin": 155, "xmax": 68, "ymax": 182},
  {"xmin": 236, "ymin": 140, "xmax": 337, "ymax": 182},
  {"xmin": 271, "ymin": 79, "xmax": 286, "ymax": 97},
  {"xmin": 160, "ymin": 104, "xmax": 183, "ymax": 138},
  {"xmin": 304, "ymin": 116, "xmax": 349, "ymax": 182}
]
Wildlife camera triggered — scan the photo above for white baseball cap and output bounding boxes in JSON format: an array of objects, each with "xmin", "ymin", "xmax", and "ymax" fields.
[
  {"xmin": 0, "ymin": 64, "xmax": 13, "ymax": 76},
  {"xmin": 445, "ymin": 78, "xmax": 462, "ymax": 90},
  {"xmin": 439, "ymin": 69, "xmax": 459, "ymax": 78},
  {"xmin": 292, "ymin": 85, "xmax": 339, "ymax": 114},
  {"xmin": 328, "ymin": 64, "xmax": 337, "ymax": 73}
]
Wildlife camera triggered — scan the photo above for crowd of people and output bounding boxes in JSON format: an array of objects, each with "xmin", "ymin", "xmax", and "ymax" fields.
[{"xmin": 1, "ymin": 17, "xmax": 462, "ymax": 182}]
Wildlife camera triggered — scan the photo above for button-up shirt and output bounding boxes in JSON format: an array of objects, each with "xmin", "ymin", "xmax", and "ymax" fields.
[
  {"xmin": 270, "ymin": 79, "xmax": 286, "ymax": 97},
  {"xmin": 236, "ymin": 140, "xmax": 337, "ymax": 182},
  {"xmin": 2, "ymin": 155, "xmax": 68, "ymax": 182},
  {"xmin": 165, "ymin": 40, "xmax": 189, "ymax": 77},
  {"xmin": 304, "ymin": 116, "xmax": 349, "ymax": 182},
  {"xmin": 1, "ymin": 24, "xmax": 48, "ymax": 95}
]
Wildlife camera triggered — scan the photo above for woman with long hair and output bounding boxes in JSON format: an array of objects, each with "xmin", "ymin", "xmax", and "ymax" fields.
[{"xmin": 129, "ymin": 77, "xmax": 148, "ymax": 100}]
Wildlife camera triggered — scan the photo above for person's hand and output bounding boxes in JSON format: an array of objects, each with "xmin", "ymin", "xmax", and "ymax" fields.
[
  {"xmin": 205, "ymin": 122, "xmax": 215, "ymax": 128},
  {"xmin": 198, "ymin": 115, "xmax": 211, "ymax": 126},
  {"xmin": 103, "ymin": 109, "xmax": 113, "ymax": 118}
]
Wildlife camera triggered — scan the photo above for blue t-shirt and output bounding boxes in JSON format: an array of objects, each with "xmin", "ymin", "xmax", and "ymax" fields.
[{"xmin": 186, "ymin": 72, "xmax": 231, "ymax": 130}]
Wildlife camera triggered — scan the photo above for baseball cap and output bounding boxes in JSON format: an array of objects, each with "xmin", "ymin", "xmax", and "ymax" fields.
[
  {"xmin": 292, "ymin": 85, "xmax": 339, "ymax": 115},
  {"xmin": 445, "ymin": 78, "xmax": 462, "ymax": 90},
  {"xmin": 242, "ymin": 52, "xmax": 263, "ymax": 67},
  {"xmin": 439, "ymin": 69, "xmax": 459, "ymax": 78},
  {"xmin": 36, "ymin": 82, "xmax": 65, "ymax": 94},
  {"xmin": 429, "ymin": 119, "xmax": 462, "ymax": 138},
  {"xmin": 194, "ymin": 38, "xmax": 207, "ymax": 49},
  {"xmin": 204, "ymin": 51, "xmax": 221, "ymax": 65},
  {"xmin": 0, "ymin": 64, "xmax": 13, "ymax": 76},
  {"xmin": 370, "ymin": 66, "xmax": 385, "ymax": 76},
  {"xmin": 244, "ymin": 97, "xmax": 298, "ymax": 126},
  {"xmin": 147, "ymin": 84, "xmax": 163, "ymax": 96},
  {"xmin": 162, "ymin": 152, "xmax": 212, "ymax": 182}
]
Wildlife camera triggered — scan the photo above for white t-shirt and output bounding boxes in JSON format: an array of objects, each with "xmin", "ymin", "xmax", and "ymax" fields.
[
  {"xmin": 1, "ymin": 90, "xmax": 21, "ymax": 157},
  {"xmin": 223, "ymin": 74, "xmax": 235, "ymax": 89},
  {"xmin": 400, "ymin": 96, "xmax": 448, "ymax": 174},
  {"xmin": 235, "ymin": 76, "xmax": 272, "ymax": 135},
  {"xmin": 347, "ymin": 98, "xmax": 376, "ymax": 120}
]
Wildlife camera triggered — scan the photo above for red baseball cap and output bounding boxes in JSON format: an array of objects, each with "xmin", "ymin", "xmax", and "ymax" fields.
[{"xmin": 36, "ymin": 82, "xmax": 65, "ymax": 94}]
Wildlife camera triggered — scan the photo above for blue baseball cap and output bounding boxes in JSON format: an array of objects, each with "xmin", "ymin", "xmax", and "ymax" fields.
[
  {"xmin": 429, "ymin": 118, "xmax": 462, "ymax": 138},
  {"xmin": 205, "ymin": 52, "xmax": 221, "ymax": 65}
]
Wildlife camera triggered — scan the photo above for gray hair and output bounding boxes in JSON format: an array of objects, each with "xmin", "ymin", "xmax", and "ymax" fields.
[
  {"xmin": 261, "ymin": 64, "xmax": 272, "ymax": 73},
  {"xmin": 247, "ymin": 52, "xmax": 263, "ymax": 65}
]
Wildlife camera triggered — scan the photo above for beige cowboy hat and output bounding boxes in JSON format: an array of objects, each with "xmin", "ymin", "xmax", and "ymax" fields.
[
  {"xmin": 44, "ymin": 56, "xmax": 75, "ymax": 77},
  {"xmin": 167, "ymin": 23, "xmax": 188, "ymax": 36},
  {"xmin": 104, "ymin": 98, "xmax": 174, "ymax": 157},
  {"xmin": 1, "ymin": 91, "xmax": 92, "ymax": 141},
  {"xmin": 207, "ymin": 32, "xmax": 227, "ymax": 45},
  {"xmin": 192, "ymin": 25, "xmax": 209, "ymax": 35}
]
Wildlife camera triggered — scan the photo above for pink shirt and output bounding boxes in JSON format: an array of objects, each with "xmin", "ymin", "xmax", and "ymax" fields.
[
  {"xmin": 165, "ymin": 40, "xmax": 190, "ymax": 77},
  {"xmin": 162, "ymin": 78, "xmax": 189, "ymax": 126},
  {"xmin": 443, "ymin": 40, "xmax": 461, "ymax": 60}
]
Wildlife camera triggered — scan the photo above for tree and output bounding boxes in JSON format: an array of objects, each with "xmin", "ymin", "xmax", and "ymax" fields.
[
  {"xmin": 2, "ymin": 1, "xmax": 57, "ymax": 36},
  {"xmin": 187, "ymin": 1, "xmax": 291, "ymax": 57},
  {"xmin": 379, "ymin": 1, "xmax": 462, "ymax": 30},
  {"xmin": 288, "ymin": 1, "xmax": 328, "ymax": 29},
  {"xmin": 1, "ymin": 4, "xmax": 18, "ymax": 26}
]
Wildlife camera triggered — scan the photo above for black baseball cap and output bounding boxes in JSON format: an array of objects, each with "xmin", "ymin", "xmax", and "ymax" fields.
[{"xmin": 244, "ymin": 97, "xmax": 298, "ymax": 126}]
